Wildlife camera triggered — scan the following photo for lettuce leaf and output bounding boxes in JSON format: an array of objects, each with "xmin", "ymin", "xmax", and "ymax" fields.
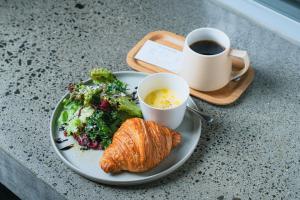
[
  {"xmin": 66, "ymin": 117, "xmax": 82, "ymax": 135},
  {"xmin": 58, "ymin": 100, "xmax": 81, "ymax": 125},
  {"xmin": 116, "ymin": 97, "xmax": 142, "ymax": 118},
  {"xmin": 90, "ymin": 68, "xmax": 115, "ymax": 84},
  {"xmin": 78, "ymin": 106, "xmax": 95, "ymax": 123},
  {"xmin": 83, "ymin": 87, "xmax": 101, "ymax": 106}
]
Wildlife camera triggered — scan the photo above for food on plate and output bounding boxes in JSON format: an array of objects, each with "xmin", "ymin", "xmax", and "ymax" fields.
[
  {"xmin": 57, "ymin": 68, "xmax": 142, "ymax": 150},
  {"xmin": 144, "ymin": 88, "xmax": 182, "ymax": 109},
  {"xmin": 100, "ymin": 118, "xmax": 181, "ymax": 173}
]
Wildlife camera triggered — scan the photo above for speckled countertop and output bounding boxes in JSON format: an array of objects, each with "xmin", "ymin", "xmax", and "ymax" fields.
[{"xmin": 0, "ymin": 0, "xmax": 300, "ymax": 199}]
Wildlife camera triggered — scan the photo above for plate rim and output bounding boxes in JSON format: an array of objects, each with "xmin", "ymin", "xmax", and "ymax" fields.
[{"xmin": 50, "ymin": 71, "xmax": 202, "ymax": 185}]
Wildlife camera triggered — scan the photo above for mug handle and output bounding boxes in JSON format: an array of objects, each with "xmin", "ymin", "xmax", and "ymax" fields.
[{"xmin": 229, "ymin": 49, "xmax": 250, "ymax": 81}]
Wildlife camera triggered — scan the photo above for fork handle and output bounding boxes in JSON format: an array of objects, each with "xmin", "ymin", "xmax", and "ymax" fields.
[{"xmin": 187, "ymin": 106, "xmax": 213, "ymax": 123}]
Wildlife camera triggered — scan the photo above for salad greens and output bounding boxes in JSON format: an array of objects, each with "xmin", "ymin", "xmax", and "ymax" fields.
[
  {"xmin": 90, "ymin": 68, "xmax": 115, "ymax": 83},
  {"xmin": 58, "ymin": 68, "xmax": 142, "ymax": 150},
  {"xmin": 58, "ymin": 99, "xmax": 81, "ymax": 125}
]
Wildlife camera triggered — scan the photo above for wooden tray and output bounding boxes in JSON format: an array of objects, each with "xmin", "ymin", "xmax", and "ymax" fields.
[{"xmin": 127, "ymin": 31, "xmax": 254, "ymax": 105}]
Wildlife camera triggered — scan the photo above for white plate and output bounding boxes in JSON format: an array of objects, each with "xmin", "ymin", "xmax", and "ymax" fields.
[{"xmin": 50, "ymin": 71, "xmax": 202, "ymax": 185}]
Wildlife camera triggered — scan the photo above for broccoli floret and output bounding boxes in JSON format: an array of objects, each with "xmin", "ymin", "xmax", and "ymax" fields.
[{"xmin": 90, "ymin": 68, "xmax": 115, "ymax": 84}]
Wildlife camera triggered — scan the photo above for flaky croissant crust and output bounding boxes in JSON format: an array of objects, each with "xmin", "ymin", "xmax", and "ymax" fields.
[{"xmin": 100, "ymin": 118, "xmax": 181, "ymax": 173}]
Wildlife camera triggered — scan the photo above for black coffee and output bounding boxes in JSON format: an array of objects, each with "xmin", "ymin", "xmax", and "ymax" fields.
[{"xmin": 189, "ymin": 40, "xmax": 225, "ymax": 55}]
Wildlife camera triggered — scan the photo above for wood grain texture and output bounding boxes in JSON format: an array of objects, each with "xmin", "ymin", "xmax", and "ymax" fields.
[{"xmin": 127, "ymin": 31, "xmax": 255, "ymax": 105}]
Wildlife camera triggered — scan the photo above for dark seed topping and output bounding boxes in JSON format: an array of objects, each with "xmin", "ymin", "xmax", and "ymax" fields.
[
  {"xmin": 55, "ymin": 138, "xmax": 68, "ymax": 143},
  {"xmin": 60, "ymin": 144, "xmax": 74, "ymax": 151}
]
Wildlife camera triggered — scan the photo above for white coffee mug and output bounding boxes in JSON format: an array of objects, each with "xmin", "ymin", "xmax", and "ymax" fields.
[{"xmin": 178, "ymin": 28, "xmax": 250, "ymax": 91}]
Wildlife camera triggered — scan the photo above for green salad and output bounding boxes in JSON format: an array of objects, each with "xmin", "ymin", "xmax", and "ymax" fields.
[{"xmin": 58, "ymin": 68, "xmax": 142, "ymax": 150}]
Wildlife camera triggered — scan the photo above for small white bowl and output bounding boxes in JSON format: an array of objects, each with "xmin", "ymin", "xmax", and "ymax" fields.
[{"xmin": 137, "ymin": 73, "xmax": 190, "ymax": 129}]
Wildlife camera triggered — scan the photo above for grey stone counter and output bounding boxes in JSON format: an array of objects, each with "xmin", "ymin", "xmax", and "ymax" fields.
[{"xmin": 0, "ymin": 0, "xmax": 299, "ymax": 199}]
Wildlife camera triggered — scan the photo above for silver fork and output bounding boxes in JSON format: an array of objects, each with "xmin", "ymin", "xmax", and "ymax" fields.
[{"xmin": 186, "ymin": 105, "xmax": 213, "ymax": 123}]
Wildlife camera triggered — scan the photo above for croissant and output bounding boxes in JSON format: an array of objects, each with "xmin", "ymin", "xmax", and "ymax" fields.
[{"xmin": 100, "ymin": 118, "xmax": 181, "ymax": 173}]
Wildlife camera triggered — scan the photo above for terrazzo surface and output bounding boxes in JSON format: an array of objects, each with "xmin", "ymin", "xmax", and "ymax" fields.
[{"xmin": 0, "ymin": 0, "xmax": 300, "ymax": 199}]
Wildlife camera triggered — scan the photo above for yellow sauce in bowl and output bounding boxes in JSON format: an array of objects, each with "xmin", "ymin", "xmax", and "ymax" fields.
[{"xmin": 144, "ymin": 88, "xmax": 182, "ymax": 109}]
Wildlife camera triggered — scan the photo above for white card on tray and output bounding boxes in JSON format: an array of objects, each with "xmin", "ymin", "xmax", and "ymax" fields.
[{"xmin": 134, "ymin": 40, "xmax": 182, "ymax": 73}]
